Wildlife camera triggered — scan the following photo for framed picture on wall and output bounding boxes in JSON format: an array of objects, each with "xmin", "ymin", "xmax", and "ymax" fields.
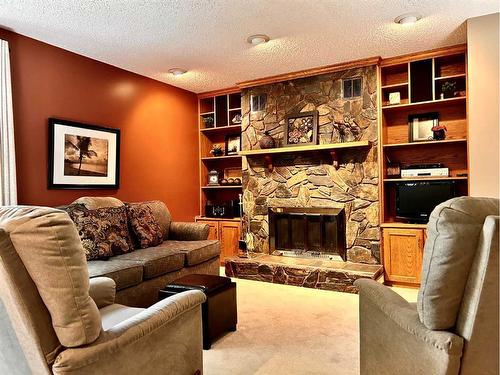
[
  {"xmin": 284, "ymin": 111, "xmax": 318, "ymax": 146},
  {"xmin": 408, "ymin": 112, "xmax": 439, "ymax": 142},
  {"xmin": 48, "ymin": 118, "xmax": 120, "ymax": 189}
]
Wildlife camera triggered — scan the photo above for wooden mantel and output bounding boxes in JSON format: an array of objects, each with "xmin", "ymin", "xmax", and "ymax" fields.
[{"xmin": 239, "ymin": 141, "xmax": 371, "ymax": 171}]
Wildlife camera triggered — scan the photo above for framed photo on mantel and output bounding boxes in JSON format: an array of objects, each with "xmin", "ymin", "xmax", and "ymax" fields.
[{"xmin": 48, "ymin": 118, "xmax": 120, "ymax": 189}]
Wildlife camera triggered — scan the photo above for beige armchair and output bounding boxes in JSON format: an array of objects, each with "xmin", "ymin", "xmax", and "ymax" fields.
[
  {"xmin": 0, "ymin": 206, "xmax": 206, "ymax": 375},
  {"xmin": 355, "ymin": 197, "xmax": 499, "ymax": 375}
]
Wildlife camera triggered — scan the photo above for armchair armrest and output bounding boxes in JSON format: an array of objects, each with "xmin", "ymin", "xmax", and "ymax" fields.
[
  {"xmin": 354, "ymin": 279, "xmax": 463, "ymax": 375},
  {"xmin": 89, "ymin": 277, "xmax": 116, "ymax": 308},
  {"xmin": 53, "ymin": 290, "xmax": 206, "ymax": 375},
  {"xmin": 169, "ymin": 221, "xmax": 209, "ymax": 241}
]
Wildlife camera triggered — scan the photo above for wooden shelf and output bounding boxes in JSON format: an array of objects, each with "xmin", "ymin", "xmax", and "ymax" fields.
[
  {"xmin": 383, "ymin": 176, "xmax": 468, "ymax": 182},
  {"xmin": 383, "ymin": 138, "xmax": 467, "ymax": 148},
  {"xmin": 201, "ymin": 185, "xmax": 242, "ymax": 190},
  {"xmin": 381, "ymin": 82, "xmax": 409, "ymax": 89},
  {"xmin": 381, "ymin": 222, "xmax": 428, "ymax": 229},
  {"xmin": 201, "ymin": 155, "xmax": 242, "ymax": 161},
  {"xmin": 200, "ymin": 124, "xmax": 241, "ymax": 133},
  {"xmin": 434, "ymin": 73, "xmax": 466, "ymax": 81},
  {"xmin": 200, "ymin": 111, "xmax": 215, "ymax": 116},
  {"xmin": 382, "ymin": 96, "xmax": 466, "ymax": 110},
  {"xmin": 229, "ymin": 107, "xmax": 242, "ymax": 111},
  {"xmin": 240, "ymin": 141, "xmax": 371, "ymax": 171}
]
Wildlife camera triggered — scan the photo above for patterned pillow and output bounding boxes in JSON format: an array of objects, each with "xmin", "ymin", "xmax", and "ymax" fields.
[
  {"xmin": 65, "ymin": 204, "xmax": 135, "ymax": 260},
  {"xmin": 126, "ymin": 203, "xmax": 163, "ymax": 248}
]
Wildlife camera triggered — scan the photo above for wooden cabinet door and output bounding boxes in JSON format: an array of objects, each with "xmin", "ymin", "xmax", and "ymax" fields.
[
  {"xmin": 382, "ymin": 228, "xmax": 424, "ymax": 285},
  {"xmin": 196, "ymin": 220, "xmax": 218, "ymax": 241},
  {"xmin": 218, "ymin": 221, "xmax": 241, "ymax": 264}
]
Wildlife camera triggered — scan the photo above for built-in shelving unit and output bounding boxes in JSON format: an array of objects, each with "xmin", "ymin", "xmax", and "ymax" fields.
[
  {"xmin": 198, "ymin": 88, "xmax": 243, "ymax": 219},
  {"xmin": 379, "ymin": 45, "xmax": 469, "ymax": 227}
]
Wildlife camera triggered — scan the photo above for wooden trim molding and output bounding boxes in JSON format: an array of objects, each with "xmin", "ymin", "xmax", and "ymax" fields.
[
  {"xmin": 380, "ymin": 44, "xmax": 467, "ymax": 67},
  {"xmin": 237, "ymin": 56, "xmax": 381, "ymax": 89},
  {"xmin": 198, "ymin": 86, "xmax": 240, "ymax": 99}
]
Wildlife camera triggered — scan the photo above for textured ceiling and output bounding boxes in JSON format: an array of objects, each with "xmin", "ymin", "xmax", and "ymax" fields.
[{"xmin": 0, "ymin": 0, "xmax": 498, "ymax": 93}]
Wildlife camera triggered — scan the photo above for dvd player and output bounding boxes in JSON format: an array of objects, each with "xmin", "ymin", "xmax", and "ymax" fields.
[{"xmin": 401, "ymin": 163, "xmax": 449, "ymax": 178}]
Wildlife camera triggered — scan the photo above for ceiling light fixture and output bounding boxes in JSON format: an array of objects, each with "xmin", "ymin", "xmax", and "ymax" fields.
[
  {"xmin": 247, "ymin": 34, "xmax": 270, "ymax": 45},
  {"xmin": 168, "ymin": 68, "xmax": 187, "ymax": 76},
  {"xmin": 394, "ymin": 13, "xmax": 422, "ymax": 25}
]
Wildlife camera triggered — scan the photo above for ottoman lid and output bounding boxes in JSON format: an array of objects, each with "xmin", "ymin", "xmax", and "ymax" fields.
[{"xmin": 168, "ymin": 274, "xmax": 232, "ymax": 294}]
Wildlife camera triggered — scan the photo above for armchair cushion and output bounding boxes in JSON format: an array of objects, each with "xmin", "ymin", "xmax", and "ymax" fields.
[
  {"xmin": 4, "ymin": 207, "xmax": 101, "ymax": 348},
  {"xmin": 355, "ymin": 279, "xmax": 463, "ymax": 375},
  {"xmin": 418, "ymin": 197, "xmax": 499, "ymax": 330},
  {"xmin": 52, "ymin": 290, "xmax": 206, "ymax": 375},
  {"xmin": 89, "ymin": 277, "xmax": 116, "ymax": 309},
  {"xmin": 169, "ymin": 222, "xmax": 210, "ymax": 241}
]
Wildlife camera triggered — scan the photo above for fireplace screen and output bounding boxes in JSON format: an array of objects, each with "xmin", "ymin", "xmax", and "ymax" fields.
[{"xmin": 269, "ymin": 207, "xmax": 346, "ymax": 261}]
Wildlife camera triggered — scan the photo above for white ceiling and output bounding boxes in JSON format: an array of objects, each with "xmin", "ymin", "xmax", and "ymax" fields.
[{"xmin": 0, "ymin": 1, "xmax": 498, "ymax": 93}]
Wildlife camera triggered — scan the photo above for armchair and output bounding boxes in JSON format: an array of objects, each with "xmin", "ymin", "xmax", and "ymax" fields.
[
  {"xmin": 355, "ymin": 197, "xmax": 499, "ymax": 375},
  {"xmin": 0, "ymin": 206, "xmax": 206, "ymax": 375}
]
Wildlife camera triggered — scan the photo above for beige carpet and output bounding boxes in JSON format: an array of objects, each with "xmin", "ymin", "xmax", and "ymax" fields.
[{"xmin": 204, "ymin": 274, "xmax": 417, "ymax": 375}]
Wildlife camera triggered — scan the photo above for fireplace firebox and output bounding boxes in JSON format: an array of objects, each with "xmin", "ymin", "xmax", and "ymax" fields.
[{"xmin": 268, "ymin": 207, "xmax": 346, "ymax": 261}]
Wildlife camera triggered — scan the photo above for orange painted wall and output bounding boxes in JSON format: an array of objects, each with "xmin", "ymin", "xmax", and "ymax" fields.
[{"xmin": 0, "ymin": 28, "xmax": 200, "ymax": 221}]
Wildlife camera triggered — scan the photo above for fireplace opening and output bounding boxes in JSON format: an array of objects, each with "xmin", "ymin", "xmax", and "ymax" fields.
[{"xmin": 269, "ymin": 207, "xmax": 346, "ymax": 261}]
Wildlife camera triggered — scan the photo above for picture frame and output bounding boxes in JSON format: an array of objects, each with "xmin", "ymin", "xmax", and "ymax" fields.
[
  {"xmin": 48, "ymin": 118, "xmax": 120, "ymax": 189},
  {"xmin": 225, "ymin": 133, "xmax": 241, "ymax": 155},
  {"xmin": 408, "ymin": 112, "xmax": 439, "ymax": 142},
  {"xmin": 284, "ymin": 111, "xmax": 318, "ymax": 146}
]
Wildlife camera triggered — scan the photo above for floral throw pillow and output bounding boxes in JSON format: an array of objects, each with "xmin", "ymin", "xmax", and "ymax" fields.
[
  {"xmin": 65, "ymin": 204, "xmax": 135, "ymax": 260},
  {"xmin": 126, "ymin": 203, "xmax": 163, "ymax": 249}
]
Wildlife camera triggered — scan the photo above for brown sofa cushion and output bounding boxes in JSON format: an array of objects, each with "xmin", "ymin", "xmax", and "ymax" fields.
[
  {"xmin": 163, "ymin": 240, "xmax": 220, "ymax": 266},
  {"xmin": 133, "ymin": 201, "xmax": 172, "ymax": 240},
  {"xmin": 66, "ymin": 205, "xmax": 135, "ymax": 260},
  {"xmin": 87, "ymin": 259, "xmax": 144, "ymax": 291},
  {"xmin": 72, "ymin": 196, "xmax": 124, "ymax": 209},
  {"xmin": 126, "ymin": 203, "xmax": 163, "ymax": 248},
  {"xmin": 114, "ymin": 244, "xmax": 185, "ymax": 279},
  {"xmin": 2, "ymin": 206, "xmax": 101, "ymax": 348}
]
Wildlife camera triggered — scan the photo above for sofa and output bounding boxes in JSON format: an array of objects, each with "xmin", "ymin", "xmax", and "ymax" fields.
[
  {"xmin": 0, "ymin": 205, "xmax": 206, "ymax": 374},
  {"xmin": 70, "ymin": 197, "xmax": 220, "ymax": 308},
  {"xmin": 355, "ymin": 197, "xmax": 499, "ymax": 375}
]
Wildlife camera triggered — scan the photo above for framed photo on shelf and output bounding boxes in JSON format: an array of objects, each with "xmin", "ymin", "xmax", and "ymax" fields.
[
  {"xmin": 284, "ymin": 110, "xmax": 318, "ymax": 146},
  {"xmin": 408, "ymin": 112, "xmax": 439, "ymax": 142},
  {"xmin": 225, "ymin": 134, "xmax": 241, "ymax": 155},
  {"xmin": 48, "ymin": 118, "xmax": 120, "ymax": 189}
]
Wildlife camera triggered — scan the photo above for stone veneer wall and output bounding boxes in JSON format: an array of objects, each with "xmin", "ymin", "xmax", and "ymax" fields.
[{"xmin": 241, "ymin": 65, "xmax": 380, "ymax": 264}]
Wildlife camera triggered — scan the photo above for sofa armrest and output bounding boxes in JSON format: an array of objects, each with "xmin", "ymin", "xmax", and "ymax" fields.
[
  {"xmin": 354, "ymin": 279, "xmax": 464, "ymax": 375},
  {"xmin": 89, "ymin": 277, "xmax": 116, "ymax": 308},
  {"xmin": 169, "ymin": 221, "xmax": 209, "ymax": 241},
  {"xmin": 52, "ymin": 290, "xmax": 206, "ymax": 375}
]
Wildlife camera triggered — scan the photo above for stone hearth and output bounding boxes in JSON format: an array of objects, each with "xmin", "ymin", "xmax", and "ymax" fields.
[{"xmin": 225, "ymin": 255, "xmax": 383, "ymax": 293}]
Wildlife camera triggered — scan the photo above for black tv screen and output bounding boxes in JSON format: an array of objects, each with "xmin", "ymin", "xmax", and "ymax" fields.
[{"xmin": 396, "ymin": 181, "xmax": 456, "ymax": 223}]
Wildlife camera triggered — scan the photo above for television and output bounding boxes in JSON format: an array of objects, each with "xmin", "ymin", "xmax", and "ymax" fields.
[{"xmin": 396, "ymin": 181, "xmax": 457, "ymax": 223}]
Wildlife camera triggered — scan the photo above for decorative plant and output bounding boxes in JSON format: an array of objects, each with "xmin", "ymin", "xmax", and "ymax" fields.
[
  {"xmin": 202, "ymin": 115, "xmax": 214, "ymax": 127},
  {"xmin": 441, "ymin": 81, "xmax": 456, "ymax": 98},
  {"xmin": 210, "ymin": 144, "xmax": 224, "ymax": 157}
]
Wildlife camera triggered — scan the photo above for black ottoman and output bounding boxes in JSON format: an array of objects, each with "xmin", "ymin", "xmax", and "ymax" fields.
[{"xmin": 159, "ymin": 274, "xmax": 237, "ymax": 350}]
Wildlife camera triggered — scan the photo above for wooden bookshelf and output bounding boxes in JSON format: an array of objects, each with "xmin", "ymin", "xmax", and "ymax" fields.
[
  {"xmin": 198, "ymin": 89, "xmax": 243, "ymax": 220},
  {"xmin": 378, "ymin": 45, "xmax": 469, "ymax": 287}
]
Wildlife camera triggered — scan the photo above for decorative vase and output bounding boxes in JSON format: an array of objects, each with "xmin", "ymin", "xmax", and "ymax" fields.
[{"xmin": 259, "ymin": 131, "xmax": 276, "ymax": 149}]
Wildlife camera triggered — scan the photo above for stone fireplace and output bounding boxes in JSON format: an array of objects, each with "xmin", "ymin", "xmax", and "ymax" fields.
[
  {"xmin": 225, "ymin": 63, "xmax": 384, "ymax": 293},
  {"xmin": 269, "ymin": 207, "xmax": 346, "ymax": 261},
  {"xmin": 241, "ymin": 64, "xmax": 380, "ymax": 265}
]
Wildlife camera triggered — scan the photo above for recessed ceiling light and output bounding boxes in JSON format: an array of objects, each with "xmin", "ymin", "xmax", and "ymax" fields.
[
  {"xmin": 246, "ymin": 34, "xmax": 270, "ymax": 45},
  {"xmin": 394, "ymin": 13, "xmax": 422, "ymax": 25},
  {"xmin": 168, "ymin": 68, "xmax": 187, "ymax": 76}
]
